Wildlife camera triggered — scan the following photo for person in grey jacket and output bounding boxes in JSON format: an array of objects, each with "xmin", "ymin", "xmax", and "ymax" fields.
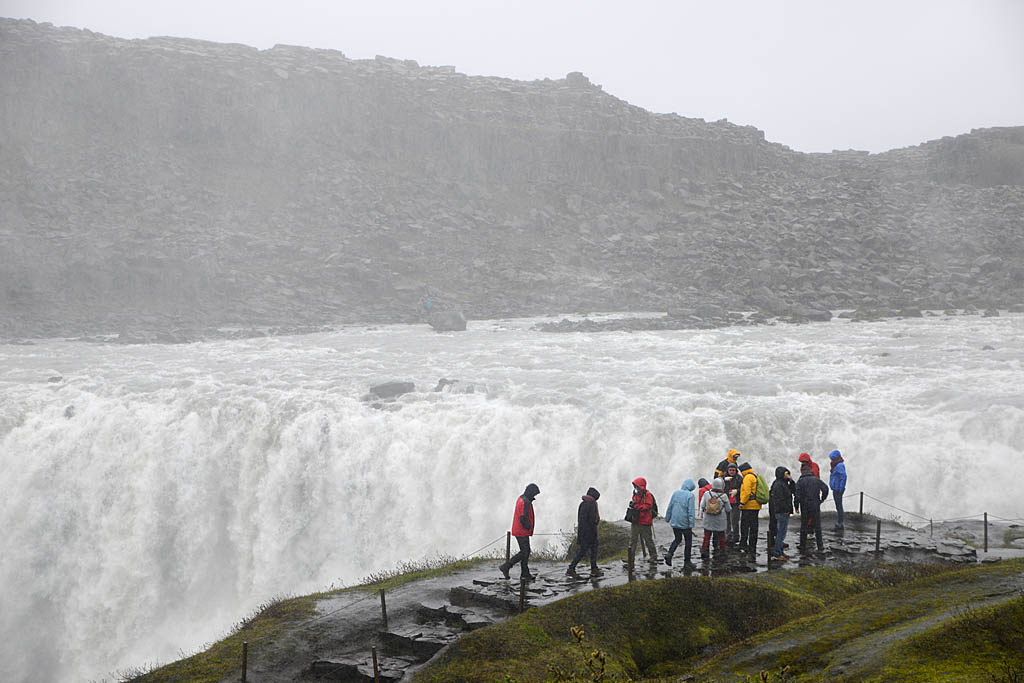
[{"xmin": 699, "ymin": 478, "xmax": 732, "ymax": 560}]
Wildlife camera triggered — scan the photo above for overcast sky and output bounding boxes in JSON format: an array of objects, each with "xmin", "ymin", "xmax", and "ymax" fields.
[{"xmin": 2, "ymin": 0, "xmax": 1022, "ymax": 153}]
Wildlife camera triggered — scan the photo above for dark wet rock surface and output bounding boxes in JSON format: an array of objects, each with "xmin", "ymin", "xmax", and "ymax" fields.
[{"xmin": 246, "ymin": 514, "xmax": 988, "ymax": 682}]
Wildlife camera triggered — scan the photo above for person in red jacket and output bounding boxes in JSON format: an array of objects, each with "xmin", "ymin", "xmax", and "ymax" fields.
[
  {"xmin": 697, "ymin": 478, "xmax": 712, "ymax": 513},
  {"xmin": 798, "ymin": 452, "xmax": 820, "ymax": 479},
  {"xmin": 628, "ymin": 477, "xmax": 657, "ymax": 565},
  {"xmin": 499, "ymin": 483, "xmax": 540, "ymax": 580}
]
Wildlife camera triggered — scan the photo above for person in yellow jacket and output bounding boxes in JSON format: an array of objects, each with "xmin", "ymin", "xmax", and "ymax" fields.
[{"xmin": 737, "ymin": 462, "xmax": 762, "ymax": 554}]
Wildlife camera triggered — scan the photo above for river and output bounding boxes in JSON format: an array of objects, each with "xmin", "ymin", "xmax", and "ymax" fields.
[{"xmin": 1, "ymin": 313, "xmax": 1022, "ymax": 681}]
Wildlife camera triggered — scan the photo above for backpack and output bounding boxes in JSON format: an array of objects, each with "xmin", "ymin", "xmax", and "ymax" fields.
[
  {"xmin": 705, "ymin": 493, "xmax": 723, "ymax": 515},
  {"xmin": 754, "ymin": 473, "xmax": 771, "ymax": 505}
]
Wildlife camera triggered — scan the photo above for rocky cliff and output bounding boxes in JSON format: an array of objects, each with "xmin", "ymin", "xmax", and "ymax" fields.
[{"xmin": 1, "ymin": 18, "xmax": 1022, "ymax": 338}]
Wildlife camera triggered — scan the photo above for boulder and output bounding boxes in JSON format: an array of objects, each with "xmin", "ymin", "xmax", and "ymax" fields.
[
  {"xmin": 428, "ymin": 310, "xmax": 467, "ymax": 332},
  {"xmin": 367, "ymin": 381, "xmax": 415, "ymax": 400}
]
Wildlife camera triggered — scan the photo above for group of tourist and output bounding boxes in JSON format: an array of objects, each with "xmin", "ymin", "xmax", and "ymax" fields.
[{"xmin": 496, "ymin": 449, "xmax": 848, "ymax": 580}]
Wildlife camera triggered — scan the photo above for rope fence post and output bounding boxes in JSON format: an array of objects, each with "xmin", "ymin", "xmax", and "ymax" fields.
[
  {"xmin": 984, "ymin": 512, "xmax": 988, "ymax": 553},
  {"xmin": 379, "ymin": 589, "xmax": 388, "ymax": 632},
  {"xmin": 519, "ymin": 578, "xmax": 527, "ymax": 612},
  {"xmin": 875, "ymin": 520, "xmax": 882, "ymax": 553},
  {"xmin": 505, "ymin": 531, "xmax": 511, "ymax": 566},
  {"xmin": 859, "ymin": 491, "xmax": 864, "ymax": 519},
  {"xmin": 241, "ymin": 641, "xmax": 247, "ymax": 682},
  {"xmin": 372, "ymin": 646, "xmax": 380, "ymax": 683},
  {"xmin": 627, "ymin": 548, "xmax": 635, "ymax": 582}
]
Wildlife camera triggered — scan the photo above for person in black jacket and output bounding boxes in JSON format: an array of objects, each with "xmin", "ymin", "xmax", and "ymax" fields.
[
  {"xmin": 566, "ymin": 487, "xmax": 602, "ymax": 576},
  {"xmin": 795, "ymin": 464, "xmax": 829, "ymax": 554},
  {"xmin": 768, "ymin": 466, "xmax": 795, "ymax": 561}
]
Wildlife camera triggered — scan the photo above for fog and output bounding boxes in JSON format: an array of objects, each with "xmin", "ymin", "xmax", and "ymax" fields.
[{"xmin": 2, "ymin": 0, "xmax": 1022, "ymax": 152}]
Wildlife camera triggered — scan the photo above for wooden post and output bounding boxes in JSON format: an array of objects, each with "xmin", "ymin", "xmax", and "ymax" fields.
[
  {"xmin": 859, "ymin": 492, "xmax": 864, "ymax": 518},
  {"xmin": 627, "ymin": 547, "xmax": 635, "ymax": 582},
  {"xmin": 372, "ymin": 646, "xmax": 380, "ymax": 683},
  {"xmin": 519, "ymin": 578, "xmax": 527, "ymax": 612},
  {"xmin": 984, "ymin": 512, "xmax": 988, "ymax": 553},
  {"xmin": 766, "ymin": 529, "xmax": 772, "ymax": 563},
  {"xmin": 505, "ymin": 531, "xmax": 511, "ymax": 566},
  {"xmin": 875, "ymin": 520, "xmax": 882, "ymax": 553},
  {"xmin": 241, "ymin": 641, "xmax": 248, "ymax": 682},
  {"xmin": 380, "ymin": 589, "xmax": 388, "ymax": 631}
]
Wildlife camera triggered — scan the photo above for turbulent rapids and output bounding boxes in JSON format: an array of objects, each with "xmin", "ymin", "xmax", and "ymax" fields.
[{"xmin": 1, "ymin": 314, "xmax": 1023, "ymax": 681}]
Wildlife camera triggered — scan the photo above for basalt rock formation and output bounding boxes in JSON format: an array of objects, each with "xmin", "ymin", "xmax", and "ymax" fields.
[{"xmin": 1, "ymin": 18, "xmax": 1022, "ymax": 339}]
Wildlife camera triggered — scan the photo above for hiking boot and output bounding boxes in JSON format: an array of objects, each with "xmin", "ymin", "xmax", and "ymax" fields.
[
  {"xmin": 521, "ymin": 573, "xmax": 536, "ymax": 581},
  {"xmin": 683, "ymin": 561, "xmax": 698, "ymax": 570},
  {"xmin": 565, "ymin": 567, "xmax": 578, "ymax": 577},
  {"xmin": 589, "ymin": 567, "xmax": 603, "ymax": 576},
  {"xmin": 498, "ymin": 563, "xmax": 510, "ymax": 580},
  {"xmin": 664, "ymin": 553, "xmax": 673, "ymax": 566}
]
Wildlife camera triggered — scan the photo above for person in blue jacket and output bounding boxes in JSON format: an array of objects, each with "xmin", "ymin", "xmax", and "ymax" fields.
[
  {"xmin": 829, "ymin": 449, "xmax": 847, "ymax": 530},
  {"xmin": 664, "ymin": 478, "xmax": 697, "ymax": 569}
]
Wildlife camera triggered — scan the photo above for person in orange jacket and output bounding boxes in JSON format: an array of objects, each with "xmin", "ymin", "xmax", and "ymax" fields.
[
  {"xmin": 628, "ymin": 477, "xmax": 657, "ymax": 564},
  {"xmin": 498, "ymin": 483, "xmax": 540, "ymax": 580},
  {"xmin": 714, "ymin": 448, "xmax": 742, "ymax": 479}
]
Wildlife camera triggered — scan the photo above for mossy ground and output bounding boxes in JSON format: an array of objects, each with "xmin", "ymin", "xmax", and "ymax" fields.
[
  {"xmin": 125, "ymin": 556, "xmax": 493, "ymax": 682},
  {"xmin": 416, "ymin": 561, "xmax": 1024, "ymax": 683}
]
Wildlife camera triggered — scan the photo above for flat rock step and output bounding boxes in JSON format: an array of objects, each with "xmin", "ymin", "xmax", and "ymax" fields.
[{"xmin": 306, "ymin": 658, "xmax": 403, "ymax": 682}]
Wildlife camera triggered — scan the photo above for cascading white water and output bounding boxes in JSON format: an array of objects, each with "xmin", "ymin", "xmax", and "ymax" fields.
[{"xmin": 2, "ymin": 314, "xmax": 1022, "ymax": 681}]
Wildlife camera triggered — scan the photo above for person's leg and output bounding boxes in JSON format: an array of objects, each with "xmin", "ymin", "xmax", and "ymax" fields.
[
  {"xmin": 799, "ymin": 514, "xmax": 809, "ymax": 552},
  {"xmin": 517, "ymin": 536, "xmax": 532, "ymax": 576},
  {"xmin": 629, "ymin": 522, "xmax": 640, "ymax": 557},
  {"xmin": 738, "ymin": 508, "xmax": 749, "ymax": 549},
  {"xmin": 567, "ymin": 541, "xmax": 587, "ymax": 572},
  {"xmin": 774, "ymin": 514, "xmax": 789, "ymax": 557},
  {"xmin": 701, "ymin": 530, "xmax": 712, "ymax": 557},
  {"xmin": 834, "ymin": 490, "xmax": 845, "ymax": 528},
  {"xmin": 717, "ymin": 531, "xmax": 727, "ymax": 552},
  {"xmin": 683, "ymin": 528, "xmax": 693, "ymax": 565},
  {"xmin": 641, "ymin": 525, "xmax": 657, "ymax": 560},
  {"xmin": 749, "ymin": 511, "xmax": 760, "ymax": 553},
  {"xmin": 730, "ymin": 507, "xmax": 740, "ymax": 542},
  {"xmin": 667, "ymin": 528, "xmax": 683, "ymax": 559},
  {"xmin": 814, "ymin": 516, "xmax": 824, "ymax": 551},
  {"xmin": 589, "ymin": 540, "xmax": 599, "ymax": 571}
]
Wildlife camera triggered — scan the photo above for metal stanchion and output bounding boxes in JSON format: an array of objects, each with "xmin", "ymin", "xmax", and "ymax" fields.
[
  {"xmin": 627, "ymin": 548, "xmax": 635, "ymax": 582},
  {"xmin": 380, "ymin": 590, "xmax": 388, "ymax": 631},
  {"xmin": 875, "ymin": 520, "xmax": 882, "ymax": 553},
  {"xmin": 241, "ymin": 641, "xmax": 248, "ymax": 682},
  {"xmin": 984, "ymin": 512, "xmax": 988, "ymax": 553},
  {"xmin": 519, "ymin": 578, "xmax": 527, "ymax": 612},
  {"xmin": 859, "ymin": 492, "xmax": 864, "ymax": 518},
  {"xmin": 505, "ymin": 531, "xmax": 511, "ymax": 566},
  {"xmin": 372, "ymin": 646, "xmax": 380, "ymax": 683}
]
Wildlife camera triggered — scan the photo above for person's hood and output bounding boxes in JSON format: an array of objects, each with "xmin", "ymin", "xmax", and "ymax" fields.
[
  {"xmin": 829, "ymin": 449, "xmax": 843, "ymax": 460},
  {"xmin": 798, "ymin": 452, "xmax": 813, "ymax": 463},
  {"xmin": 698, "ymin": 478, "xmax": 710, "ymax": 488},
  {"xmin": 727, "ymin": 448, "xmax": 741, "ymax": 461},
  {"xmin": 523, "ymin": 483, "xmax": 540, "ymax": 499},
  {"xmin": 739, "ymin": 462, "xmax": 753, "ymax": 473},
  {"xmin": 682, "ymin": 478, "xmax": 696, "ymax": 491},
  {"xmin": 586, "ymin": 486, "xmax": 600, "ymax": 500},
  {"xmin": 632, "ymin": 477, "xmax": 647, "ymax": 490},
  {"xmin": 775, "ymin": 466, "xmax": 790, "ymax": 480},
  {"xmin": 712, "ymin": 478, "xmax": 725, "ymax": 492}
]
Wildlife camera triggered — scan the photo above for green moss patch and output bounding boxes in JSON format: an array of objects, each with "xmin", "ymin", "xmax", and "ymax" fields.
[{"xmin": 414, "ymin": 575, "xmax": 822, "ymax": 682}]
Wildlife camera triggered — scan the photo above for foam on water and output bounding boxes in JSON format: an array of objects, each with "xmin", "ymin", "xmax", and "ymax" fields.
[{"xmin": 1, "ymin": 315, "xmax": 1023, "ymax": 680}]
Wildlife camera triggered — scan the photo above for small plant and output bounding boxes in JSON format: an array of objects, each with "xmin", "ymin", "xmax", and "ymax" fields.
[{"xmin": 546, "ymin": 624, "xmax": 619, "ymax": 682}]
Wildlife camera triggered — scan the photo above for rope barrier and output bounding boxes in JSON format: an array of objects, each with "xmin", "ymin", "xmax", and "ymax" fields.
[{"xmin": 861, "ymin": 493, "xmax": 931, "ymax": 521}]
